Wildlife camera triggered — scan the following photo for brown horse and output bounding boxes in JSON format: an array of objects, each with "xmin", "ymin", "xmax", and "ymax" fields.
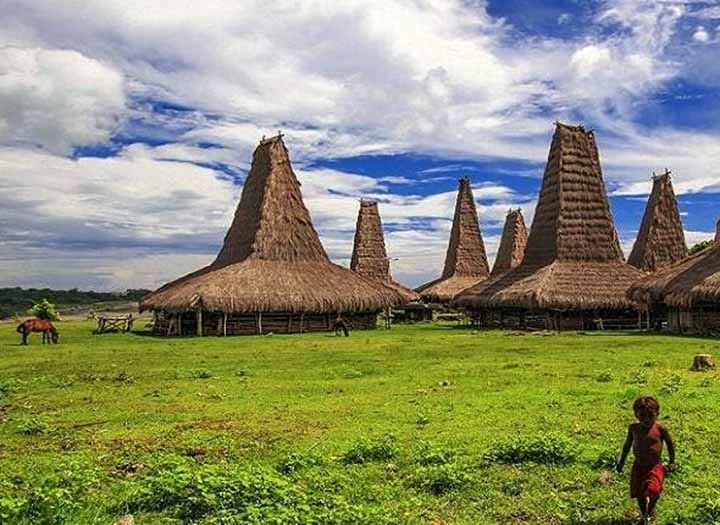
[{"xmin": 16, "ymin": 318, "xmax": 59, "ymax": 345}]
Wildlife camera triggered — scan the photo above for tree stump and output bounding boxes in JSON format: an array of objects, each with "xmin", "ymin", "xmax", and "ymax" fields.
[{"xmin": 691, "ymin": 353, "xmax": 716, "ymax": 371}]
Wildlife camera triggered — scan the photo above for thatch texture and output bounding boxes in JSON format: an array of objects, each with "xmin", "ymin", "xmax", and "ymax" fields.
[
  {"xmin": 141, "ymin": 135, "xmax": 404, "ymax": 314},
  {"xmin": 627, "ymin": 172, "xmax": 687, "ymax": 273},
  {"xmin": 628, "ymin": 220, "xmax": 720, "ymax": 308},
  {"xmin": 455, "ymin": 123, "xmax": 643, "ymax": 311},
  {"xmin": 350, "ymin": 200, "xmax": 419, "ymax": 302},
  {"xmin": 416, "ymin": 177, "xmax": 490, "ymax": 302},
  {"xmin": 491, "ymin": 209, "xmax": 527, "ymax": 276}
]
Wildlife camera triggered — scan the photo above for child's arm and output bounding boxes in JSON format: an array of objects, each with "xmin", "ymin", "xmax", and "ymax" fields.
[
  {"xmin": 662, "ymin": 426, "xmax": 676, "ymax": 467},
  {"xmin": 617, "ymin": 425, "xmax": 633, "ymax": 472}
]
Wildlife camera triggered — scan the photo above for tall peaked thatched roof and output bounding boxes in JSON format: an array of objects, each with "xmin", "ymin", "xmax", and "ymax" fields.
[
  {"xmin": 627, "ymin": 171, "xmax": 687, "ymax": 273},
  {"xmin": 455, "ymin": 123, "xmax": 643, "ymax": 311},
  {"xmin": 628, "ymin": 219, "xmax": 720, "ymax": 308},
  {"xmin": 491, "ymin": 209, "xmax": 527, "ymax": 276},
  {"xmin": 350, "ymin": 200, "xmax": 419, "ymax": 302},
  {"xmin": 416, "ymin": 177, "xmax": 490, "ymax": 302},
  {"xmin": 141, "ymin": 135, "xmax": 403, "ymax": 314}
]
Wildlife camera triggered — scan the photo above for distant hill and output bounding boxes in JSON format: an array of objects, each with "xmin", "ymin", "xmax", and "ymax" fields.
[{"xmin": 0, "ymin": 287, "xmax": 151, "ymax": 319}]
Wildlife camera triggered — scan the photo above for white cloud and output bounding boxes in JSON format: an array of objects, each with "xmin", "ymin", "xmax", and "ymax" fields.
[
  {"xmin": 0, "ymin": 47, "xmax": 125, "ymax": 154},
  {"xmin": 693, "ymin": 25, "xmax": 710, "ymax": 42}
]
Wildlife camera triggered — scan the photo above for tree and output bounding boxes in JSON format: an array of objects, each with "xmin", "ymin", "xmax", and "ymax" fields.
[
  {"xmin": 689, "ymin": 239, "xmax": 714, "ymax": 255},
  {"xmin": 29, "ymin": 299, "xmax": 61, "ymax": 321}
]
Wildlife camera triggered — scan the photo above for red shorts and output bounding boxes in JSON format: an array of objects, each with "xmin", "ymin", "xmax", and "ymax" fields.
[{"xmin": 631, "ymin": 463, "xmax": 665, "ymax": 499}]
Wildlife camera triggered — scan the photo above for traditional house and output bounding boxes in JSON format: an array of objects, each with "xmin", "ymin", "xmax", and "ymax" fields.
[
  {"xmin": 416, "ymin": 177, "xmax": 490, "ymax": 303},
  {"xmin": 350, "ymin": 200, "xmax": 429, "ymax": 323},
  {"xmin": 141, "ymin": 135, "xmax": 403, "ymax": 336},
  {"xmin": 350, "ymin": 199, "xmax": 419, "ymax": 302},
  {"xmin": 491, "ymin": 209, "xmax": 528, "ymax": 276},
  {"xmin": 454, "ymin": 123, "xmax": 644, "ymax": 330},
  {"xmin": 627, "ymin": 171, "xmax": 687, "ymax": 273},
  {"xmin": 628, "ymin": 220, "xmax": 720, "ymax": 334}
]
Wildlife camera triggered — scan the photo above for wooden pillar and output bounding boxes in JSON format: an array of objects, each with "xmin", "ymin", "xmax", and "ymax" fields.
[
  {"xmin": 223, "ymin": 312, "xmax": 228, "ymax": 337},
  {"xmin": 300, "ymin": 313, "xmax": 305, "ymax": 334},
  {"xmin": 197, "ymin": 310, "xmax": 203, "ymax": 336},
  {"xmin": 288, "ymin": 314, "xmax": 293, "ymax": 333},
  {"xmin": 167, "ymin": 315, "xmax": 174, "ymax": 336}
]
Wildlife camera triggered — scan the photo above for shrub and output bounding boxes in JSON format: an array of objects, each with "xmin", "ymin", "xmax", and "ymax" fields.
[
  {"xmin": 628, "ymin": 370, "xmax": 648, "ymax": 385},
  {"xmin": 342, "ymin": 435, "xmax": 398, "ymax": 465},
  {"xmin": 410, "ymin": 463, "xmax": 470, "ymax": 495},
  {"xmin": 191, "ymin": 369, "xmax": 214, "ymax": 379},
  {"xmin": 29, "ymin": 299, "xmax": 61, "ymax": 321},
  {"xmin": 694, "ymin": 497, "xmax": 720, "ymax": 524},
  {"xmin": 483, "ymin": 434, "xmax": 578, "ymax": 465}
]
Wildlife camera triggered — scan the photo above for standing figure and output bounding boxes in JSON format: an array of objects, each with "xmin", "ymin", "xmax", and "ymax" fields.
[
  {"xmin": 617, "ymin": 396, "xmax": 676, "ymax": 525},
  {"xmin": 16, "ymin": 318, "xmax": 60, "ymax": 345}
]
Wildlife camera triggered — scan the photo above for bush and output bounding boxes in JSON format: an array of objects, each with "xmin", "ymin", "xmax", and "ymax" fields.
[
  {"xmin": 483, "ymin": 434, "xmax": 578, "ymax": 465},
  {"xmin": 590, "ymin": 449, "xmax": 618, "ymax": 470},
  {"xmin": 410, "ymin": 463, "xmax": 470, "ymax": 495},
  {"xmin": 660, "ymin": 373, "xmax": 682, "ymax": 394},
  {"xmin": 18, "ymin": 416, "xmax": 53, "ymax": 435},
  {"xmin": 29, "ymin": 299, "xmax": 61, "ymax": 321},
  {"xmin": 342, "ymin": 435, "xmax": 398, "ymax": 465}
]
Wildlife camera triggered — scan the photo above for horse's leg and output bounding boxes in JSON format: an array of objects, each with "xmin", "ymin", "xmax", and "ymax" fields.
[
  {"xmin": 22, "ymin": 332, "xmax": 28, "ymax": 345},
  {"xmin": 42, "ymin": 331, "xmax": 46, "ymax": 344}
]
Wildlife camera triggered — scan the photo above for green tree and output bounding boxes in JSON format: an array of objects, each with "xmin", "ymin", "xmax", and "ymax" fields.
[
  {"xmin": 29, "ymin": 299, "xmax": 61, "ymax": 321},
  {"xmin": 689, "ymin": 239, "xmax": 714, "ymax": 255}
]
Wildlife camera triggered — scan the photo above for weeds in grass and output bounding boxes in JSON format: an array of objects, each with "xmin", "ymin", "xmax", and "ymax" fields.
[
  {"xmin": 276, "ymin": 450, "xmax": 324, "ymax": 475},
  {"xmin": 18, "ymin": 416, "xmax": 53, "ymax": 435},
  {"xmin": 660, "ymin": 373, "xmax": 683, "ymax": 394},
  {"xmin": 342, "ymin": 434, "xmax": 397, "ymax": 464},
  {"xmin": 483, "ymin": 434, "xmax": 578, "ymax": 465},
  {"xmin": 0, "ymin": 379, "xmax": 16, "ymax": 399},
  {"xmin": 412, "ymin": 442, "xmax": 455, "ymax": 466},
  {"xmin": 114, "ymin": 371, "xmax": 135, "ymax": 383},
  {"xmin": 409, "ymin": 463, "xmax": 470, "ymax": 495},
  {"xmin": 131, "ymin": 458, "xmax": 394, "ymax": 524},
  {"xmin": 595, "ymin": 371, "xmax": 613, "ymax": 383},
  {"xmin": 190, "ymin": 369, "xmax": 214, "ymax": 379},
  {"xmin": 628, "ymin": 370, "xmax": 648, "ymax": 385},
  {"xmin": 590, "ymin": 449, "xmax": 618, "ymax": 470}
]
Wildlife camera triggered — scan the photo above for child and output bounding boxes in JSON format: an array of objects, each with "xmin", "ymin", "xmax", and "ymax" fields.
[{"xmin": 617, "ymin": 396, "xmax": 676, "ymax": 524}]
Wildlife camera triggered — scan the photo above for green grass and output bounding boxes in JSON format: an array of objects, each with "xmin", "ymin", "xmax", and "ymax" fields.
[{"xmin": 1, "ymin": 321, "xmax": 720, "ymax": 524}]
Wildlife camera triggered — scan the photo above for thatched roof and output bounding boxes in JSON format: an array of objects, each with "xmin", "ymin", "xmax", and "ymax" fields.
[
  {"xmin": 141, "ymin": 135, "xmax": 404, "ymax": 314},
  {"xmin": 627, "ymin": 171, "xmax": 687, "ymax": 273},
  {"xmin": 491, "ymin": 209, "xmax": 527, "ymax": 276},
  {"xmin": 350, "ymin": 200, "xmax": 419, "ymax": 302},
  {"xmin": 416, "ymin": 177, "xmax": 490, "ymax": 302},
  {"xmin": 454, "ymin": 123, "xmax": 643, "ymax": 311},
  {"xmin": 628, "ymin": 220, "xmax": 720, "ymax": 308}
]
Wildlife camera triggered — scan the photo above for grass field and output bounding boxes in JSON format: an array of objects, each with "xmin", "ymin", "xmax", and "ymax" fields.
[{"xmin": 1, "ymin": 321, "xmax": 720, "ymax": 525}]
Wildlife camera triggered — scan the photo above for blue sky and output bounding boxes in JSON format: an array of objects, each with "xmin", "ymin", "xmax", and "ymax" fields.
[{"xmin": 1, "ymin": 0, "xmax": 720, "ymax": 290}]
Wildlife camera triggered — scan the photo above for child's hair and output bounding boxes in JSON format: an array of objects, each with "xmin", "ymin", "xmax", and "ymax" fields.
[{"xmin": 633, "ymin": 396, "xmax": 660, "ymax": 415}]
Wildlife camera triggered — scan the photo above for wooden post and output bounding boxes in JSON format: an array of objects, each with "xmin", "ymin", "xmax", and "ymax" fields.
[
  {"xmin": 167, "ymin": 315, "xmax": 174, "ymax": 336},
  {"xmin": 300, "ymin": 313, "xmax": 305, "ymax": 334},
  {"xmin": 258, "ymin": 312, "xmax": 263, "ymax": 334},
  {"xmin": 288, "ymin": 314, "xmax": 293, "ymax": 333},
  {"xmin": 223, "ymin": 313, "xmax": 228, "ymax": 336},
  {"xmin": 197, "ymin": 310, "xmax": 203, "ymax": 336}
]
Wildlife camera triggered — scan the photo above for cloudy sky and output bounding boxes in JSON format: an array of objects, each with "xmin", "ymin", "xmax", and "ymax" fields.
[{"xmin": 2, "ymin": 0, "xmax": 720, "ymax": 291}]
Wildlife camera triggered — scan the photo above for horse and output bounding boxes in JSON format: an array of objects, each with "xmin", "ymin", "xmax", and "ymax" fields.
[{"xmin": 16, "ymin": 318, "xmax": 59, "ymax": 345}]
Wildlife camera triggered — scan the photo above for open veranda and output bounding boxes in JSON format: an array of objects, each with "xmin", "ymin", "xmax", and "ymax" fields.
[{"xmin": 1, "ymin": 320, "xmax": 719, "ymax": 525}]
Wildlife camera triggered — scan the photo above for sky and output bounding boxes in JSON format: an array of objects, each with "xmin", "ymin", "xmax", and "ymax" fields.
[{"xmin": 2, "ymin": 0, "xmax": 720, "ymax": 291}]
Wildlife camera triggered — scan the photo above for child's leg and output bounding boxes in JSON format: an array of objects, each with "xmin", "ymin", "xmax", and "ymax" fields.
[
  {"xmin": 647, "ymin": 497, "xmax": 658, "ymax": 518},
  {"xmin": 637, "ymin": 497, "xmax": 648, "ymax": 517}
]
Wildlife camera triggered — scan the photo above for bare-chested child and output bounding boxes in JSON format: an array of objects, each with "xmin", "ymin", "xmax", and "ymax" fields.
[{"xmin": 617, "ymin": 396, "xmax": 676, "ymax": 525}]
